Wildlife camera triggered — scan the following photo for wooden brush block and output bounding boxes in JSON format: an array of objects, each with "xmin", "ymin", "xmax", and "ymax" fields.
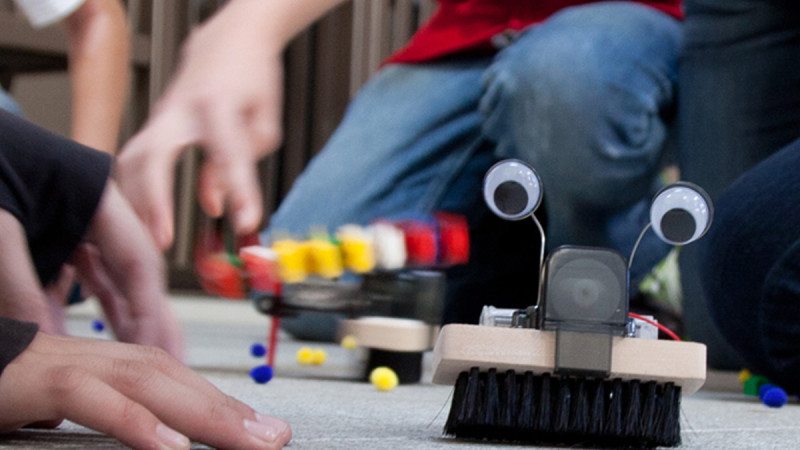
[
  {"xmin": 432, "ymin": 324, "xmax": 706, "ymax": 395},
  {"xmin": 339, "ymin": 317, "xmax": 438, "ymax": 352}
]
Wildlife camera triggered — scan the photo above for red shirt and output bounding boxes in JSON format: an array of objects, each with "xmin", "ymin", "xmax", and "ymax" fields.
[{"xmin": 388, "ymin": 0, "xmax": 682, "ymax": 64}]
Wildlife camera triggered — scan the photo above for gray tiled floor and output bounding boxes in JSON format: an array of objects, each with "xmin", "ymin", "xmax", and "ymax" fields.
[{"xmin": 1, "ymin": 295, "xmax": 798, "ymax": 449}]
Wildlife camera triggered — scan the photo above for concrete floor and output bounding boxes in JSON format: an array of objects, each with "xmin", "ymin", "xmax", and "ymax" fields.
[{"xmin": 1, "ymin": 295, "xmax": 798, "ymax": 449}]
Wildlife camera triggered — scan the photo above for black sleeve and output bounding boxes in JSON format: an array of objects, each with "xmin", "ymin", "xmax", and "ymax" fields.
[
  {"xmin": 0, "ymin": 109, "xmax": 112, "ymax": 285},
  {"xmin": 0, "ymin": 317, "xmax": 38, "ymax": 378}
]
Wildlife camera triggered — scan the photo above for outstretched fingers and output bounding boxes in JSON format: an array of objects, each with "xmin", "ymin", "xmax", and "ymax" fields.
[
  {"xmin": 51, "ymin": 366, "xmax": 191, "ymax": 450},
  {"xmin": 0, "ymin": 333, "xmax": 291, "ymax": 449},
  {"xmin": 83, "ymin": 182, "xmax": 184, "ymax": 359},
  {"xmin": 116, "ymin": 107, "xmax": 196, "ymax": 250},
  {"xmin": 111, "ymin": 343, "xmax": 290, "ymax": 448},
  {"xmin": 200, "ymin": 103, "xmax": 265, "ymax": 235}
]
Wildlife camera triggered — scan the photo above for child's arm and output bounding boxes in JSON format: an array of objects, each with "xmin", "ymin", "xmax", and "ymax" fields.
[
  {"xmin": 64, "ymin": 0, "xmax": 130, "ymax": 153},
  {"xmin": 0, "ymin": 110, "xmax": 181, "ymax": 358},
  {"xmin": 12, "ymin": 0, "xmax": 130, "ymax": 154}
]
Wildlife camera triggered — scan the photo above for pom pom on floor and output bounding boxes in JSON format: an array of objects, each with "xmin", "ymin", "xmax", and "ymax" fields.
[
  {"xmin": 296, "ymin": 346, "xmax": 314, "ymax": 365},
  {"xmin": 250, "ymin": 342, "xmax": 267, "ymax": 358},
  {"xmin": 297, "ymin": 346, "xmax": 327, "ymax": 365},
  {"xmin": 340, "ymin": 335, "xmax": 358, "ymax": 350},
  {"xmin": 250, "ymin": 365, "xmax": 274, "ymax": 384},
  {"xmin": 311, "ymin": 349, "xmax": 327, "ymax": 365},
  {"xmin": 759, "ymin": 385, "xmax": 788, "ymax": 408},
  {"xmin": 91, "ymin": 319, "xmax": 105, "ymax": 333},
  {"xmin": 370, "ymin": 367, "xmax": 399, "ymax": 391}
]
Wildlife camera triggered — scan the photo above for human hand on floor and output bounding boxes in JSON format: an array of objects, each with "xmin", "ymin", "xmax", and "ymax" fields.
[
  {"xmin": 0, "ymin": 181, "xmax": 184, "ymax": 360},
  {"xmin": 74, "ymin": 181, "xmax": 184, "ymax": 359},
  {"xmin": 0, "ymin": 332, "xmax": 292, "ymax": 449}
]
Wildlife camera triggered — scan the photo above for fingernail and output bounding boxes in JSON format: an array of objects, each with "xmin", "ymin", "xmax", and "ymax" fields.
[
  {"xmin": 256, "ymin": 413, "xmax": 289, "ymax": 432},
  {"xmin": 156, "ymin": 423, "xmax": 190, "ymax": 450},
  {"xmin": 244, "ymin": 416, "xmax": 285, "ymax": 443},
  {"xmin": 257, "ymin": 414, "xmax": 291, "ymax": 443}
]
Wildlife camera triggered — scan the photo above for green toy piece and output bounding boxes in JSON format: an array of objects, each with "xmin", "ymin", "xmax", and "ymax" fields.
[{"xmin": 743, "ymin": 374, "xmax": 770, "ymax": 397}]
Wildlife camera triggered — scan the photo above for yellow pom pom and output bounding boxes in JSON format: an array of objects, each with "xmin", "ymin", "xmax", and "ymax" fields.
[
  {"xmin": 369, "ymin": 366, "xmax": 399, "ymax": 391},
  {"xmin": 310, "ymin": 348, "xmax": 327, "ymax": 365},
  {"xmin": 296, "ymin": 346, "xmax": 315, "ymax": 365},
  {"xmin": 340, "ymin": 335, "xmax": 358, "ymax": 350},
  {"xmin": 738, "ymin": 368, "xmax": 752, "ymax": 385}
]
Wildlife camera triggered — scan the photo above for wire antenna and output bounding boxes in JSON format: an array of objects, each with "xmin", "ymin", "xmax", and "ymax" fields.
[
  {"xmin": 628, "ymin": 222, "xmax": 652, "ymax": 271},
  {"xmin": 531, "ymin": 213, "xmax": 546, "ymax": 307}
]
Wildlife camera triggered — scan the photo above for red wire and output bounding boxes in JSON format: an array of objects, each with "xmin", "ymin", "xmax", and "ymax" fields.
[
  {"xmin": 628, "ymin": 312, "xmax": 681, "ymax": 341},
  {"xmin": 267, "ymin": 316, "xmax": 280, "ymax": 366}
]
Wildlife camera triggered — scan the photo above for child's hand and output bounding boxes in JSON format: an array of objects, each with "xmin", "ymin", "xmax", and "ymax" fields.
[
  {"xmin": 116, "ymin": 20, "xmax": 285, "ymax": 250},
  {"xmin": 73, "ymin": 181, "xmax": 184, "ymax": 359},
  {"xmin": 0, "ymin": 332, "xmax": 291, "ymax": 449},
  {"xmin": 115, "ymin": 0, "xmax": 347, "ymax": 250},
  {"xmin": 0, "ymin": 181, "xmax": 184, "ymax": 360}
]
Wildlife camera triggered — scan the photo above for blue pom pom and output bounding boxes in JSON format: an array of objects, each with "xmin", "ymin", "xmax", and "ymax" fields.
[
  {"xmin": 250, "ymin": 342, "xmax": 267, "ymax": 358},
  {"xmin": 762, "ymin": 387, "xmax": 788, "ymax": 408},
  {"xmin": 91, "ymin": 319, "xmax": 105, "ymax": 333},
  {"xmin": 758, "ymin": 383, "xmax": 775, "ymax": 399},
  {"xmin": 249, "ymin": 365, "xmax": 273, "ymax": 384}
]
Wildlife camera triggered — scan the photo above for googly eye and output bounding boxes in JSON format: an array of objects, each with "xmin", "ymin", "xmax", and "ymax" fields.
[
  {"xmin": 483, "ymin": 159, "xmax": 543, "ymax": 220},
  {"xmin": 650, "ymin": 182, "xmax": 713, "ymax": 245}
]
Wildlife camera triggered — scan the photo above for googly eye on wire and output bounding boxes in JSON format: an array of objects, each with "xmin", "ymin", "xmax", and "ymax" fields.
[
  {"xmin": 483, "ymin": 160, "xmax": 547, "ymax": 300},
  {"xmin": 650, "ymin": 182, "xmax": 714, "ymax": 245},
  {"xmin": 483, "ymin": 159, "xmax": 543, "ymax": 221}
]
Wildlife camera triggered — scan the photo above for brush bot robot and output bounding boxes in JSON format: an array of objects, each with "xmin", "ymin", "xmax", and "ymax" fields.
[{"xmin": 432, "ymin": 159, "xmax": 711, "ymax": 447}]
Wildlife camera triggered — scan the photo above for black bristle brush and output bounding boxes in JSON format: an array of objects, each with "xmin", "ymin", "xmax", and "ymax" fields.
[{"xmin": 444, "ymin": 367, "xmax": 681, "ymax": 447}]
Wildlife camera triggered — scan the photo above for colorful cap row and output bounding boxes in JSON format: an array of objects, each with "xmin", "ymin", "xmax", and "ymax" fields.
[
  {"xmin": 197, "ymin": 213, "xmax": 469, "ymax": 298},
  {"xmin": 246, "ymin": 213, "xmax": 469, "ymax": 287}
]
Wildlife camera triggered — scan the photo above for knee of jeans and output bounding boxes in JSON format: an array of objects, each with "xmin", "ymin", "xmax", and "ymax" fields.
[
  {"xmin": 481, "ymin": 44, "xmax": 595, "ymax": 172},
  {"xmin": 487, "ymin": 55, "xmax": 665, "ymax": 205},
  {"xmin": 482, "ymin": 40, "xmax": 604, "ymax": 140}
]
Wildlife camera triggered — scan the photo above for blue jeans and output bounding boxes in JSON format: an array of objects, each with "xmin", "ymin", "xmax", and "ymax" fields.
[
  {"xmin": 0, "ymin": 89, "xmax": 22, "ymax": 116},
  {"xmin": 267, "ymin": 2, "xmax": 681, "ymax": 333},
  {"xmin": 699, "ymin": 141, "xmax": 800, "ymax": 393},
  {"xmin": 678, "ymin": 0, "xmax": 800, "ymax": 368}
]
